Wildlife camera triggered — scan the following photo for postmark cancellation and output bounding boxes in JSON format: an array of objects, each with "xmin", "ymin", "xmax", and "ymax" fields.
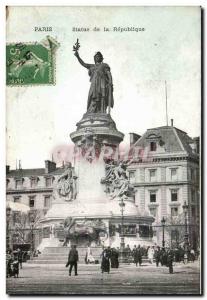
[{"xmin": 6, "ymin": 36, "xmax": 59, "ymax": 86}]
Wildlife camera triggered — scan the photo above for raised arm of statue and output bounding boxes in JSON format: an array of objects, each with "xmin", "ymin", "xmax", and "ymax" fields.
[{"xmin": 74, "ymin": 51, "xmax": 93, "ymax": 69}]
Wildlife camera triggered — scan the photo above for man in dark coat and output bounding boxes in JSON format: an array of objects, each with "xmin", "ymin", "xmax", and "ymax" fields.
[
  {"xmin": 101, "ymin": 247, "xmax": 111, "ymax": 273},
  {"xmin": 154, "ymin": 246, "xmax": 161, "ymax": 267},
  {"xmin": 111, "ymin": 248, "xmax": 119, "ymax": 268},
  {"xmin": 17, "ymin": 248, "xmax": 23, "ymax": 269},
  {"xmin": 133, "ymin": 245, "xmax": 142, "ymax": 267},
  {"xmin": 167, "ymin": 250, "xmax": 174, "ymax": 274},
  {"xmin": 66, "ymin": 245, "xmax": 79, "ymax": 276},
  {"xmin": 160, "ymin": 248, "xmax": 167, "ymax": 266}
]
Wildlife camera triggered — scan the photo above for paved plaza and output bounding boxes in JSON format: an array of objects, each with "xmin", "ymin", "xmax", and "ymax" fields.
[{"xmin": 7, "ymin": 261, "xmax": 201, "ymax": 295}]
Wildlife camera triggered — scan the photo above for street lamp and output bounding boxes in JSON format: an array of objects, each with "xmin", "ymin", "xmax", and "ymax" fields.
[
  {"xmin": 161, "ymin": 217, "xmax": 166, "ymax": 249},
  {"xmin": 29, "ymin": 213, "xmax": 35, "ymax": 256},
  {"xmin": 119, "ymin": 197, "xmax": 126, "ymax": 262},
  {"xmin": 182, "ymin": 201, "xmax": 189, "ymax": 261}
]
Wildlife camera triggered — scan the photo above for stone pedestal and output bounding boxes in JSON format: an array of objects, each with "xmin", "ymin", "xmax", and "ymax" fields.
[
  {"xmin": 70, "ymin": 113, "xmax": 124, "ymax": 204},
  {"xmin": 40, "ymin": 112, "xmax": 154, "ymax": 249}
]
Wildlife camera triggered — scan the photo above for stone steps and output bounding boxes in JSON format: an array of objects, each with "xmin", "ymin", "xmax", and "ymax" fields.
[
  {"xmin": 28, "ymin": 246, "xmax": 102, "ymax": 264},
  {"xmin": 28, "ymin": 246, "xmax": 151, "ymax": 265}
]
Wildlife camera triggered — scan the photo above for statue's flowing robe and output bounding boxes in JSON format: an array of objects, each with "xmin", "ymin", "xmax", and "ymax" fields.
[{"xmin": 87, "ymin": 63, "xmax": 114, "ymax": 112}]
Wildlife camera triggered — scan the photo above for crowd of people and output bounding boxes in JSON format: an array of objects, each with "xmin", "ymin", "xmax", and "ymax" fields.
[
  {"xmin": 6, "ymin": 248, "xmax": 23, "ymax": 278},
  {"xmin": 65, "ymin": 243, "xmax": 198, "ymax": 276},
  {"xmin": 7, "ymin": 243, "xmax": 199, "ymax": 278},
  {"xmin": 6, "ymin": 247, "xmax": 41, "ymax": 278}
]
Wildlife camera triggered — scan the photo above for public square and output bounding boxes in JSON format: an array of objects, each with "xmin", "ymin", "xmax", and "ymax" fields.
[
  {"xmin": 6, "ymin": 6, "xmax": 201, "ymax": 297},
  {"xmin": 7, "ymin": 260, "xmax": 200, "ymax": 295}
]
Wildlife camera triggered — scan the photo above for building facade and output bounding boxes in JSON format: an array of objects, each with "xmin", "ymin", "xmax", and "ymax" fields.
[
  {"xmin": 6, "ymin": 123, "xmax": 200, "ymax": 250},
  {"xmin": 128, "ymin": 123, "xmax": 200, "ymax": 249}
]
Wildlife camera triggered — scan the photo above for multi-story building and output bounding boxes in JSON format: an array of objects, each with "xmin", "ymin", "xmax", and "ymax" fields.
[
  {"xmin": 6, "ymin": 160, "xmax": 65, "ymax": 249},
  {"xmin": 128, "ymin": 121, "xmax": 200, "ymax": 249},
  {"xmin": 6, "ymin": 122, "xmax": 200, "ymax": 249},
  {"xmin": 6, "ymin": 160, "xmax": 63, "ymax": 212}
]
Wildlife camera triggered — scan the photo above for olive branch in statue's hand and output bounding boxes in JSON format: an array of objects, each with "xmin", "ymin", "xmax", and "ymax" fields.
[{"xmin": 73, "ymin": 39, "xmax": 80, "ymax": 56}]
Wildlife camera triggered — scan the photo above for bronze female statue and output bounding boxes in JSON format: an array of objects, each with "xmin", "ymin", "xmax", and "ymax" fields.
[{"xmin": 73, "ymin": 40, "xmax": 114, "ymax": 114}]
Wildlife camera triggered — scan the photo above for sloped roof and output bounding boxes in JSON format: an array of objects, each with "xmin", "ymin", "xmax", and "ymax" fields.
[
  {"xmin": 7, "ymin": 167, "xmax": 64, "ymax": 178},
  {"xmin": 134, "ymin": 125, "xmax": 197, "ymax": 156}
]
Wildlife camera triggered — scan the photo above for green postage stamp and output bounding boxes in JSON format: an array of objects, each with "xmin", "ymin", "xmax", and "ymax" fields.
[{"xmin": 6, "ymin": 36, "xmax": 59, "ymax": 86}]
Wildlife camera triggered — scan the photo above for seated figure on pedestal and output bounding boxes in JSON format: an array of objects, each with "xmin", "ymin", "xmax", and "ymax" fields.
[
  {"xmin": 57, "ymin": 162, "xmax": 77, "ymax": 201},
  {"xmin": 101, "ymin": 160, "xmax": 134, "ymax": 199}
]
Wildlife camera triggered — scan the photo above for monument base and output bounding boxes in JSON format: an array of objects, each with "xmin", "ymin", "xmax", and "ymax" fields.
[{"xmin": 39, "ymin": 198, "xmax": 154, "ymax": 249}]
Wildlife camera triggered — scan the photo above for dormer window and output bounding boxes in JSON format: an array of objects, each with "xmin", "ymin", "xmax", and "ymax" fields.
[
  {"xmin": 30, "ymin": 176, "xmax": 39, "ymax": 188},
  {"xmin": 147, "ymin": 133, "xmax": 163, "ymax": 152},
  {"xmin": 15, "ymin": 178, "xmax": 23, "ymax": 189},
  {"xmin": 150, "ymin": 141, "xmax": 157, "ymax": 151},
  {"xmin": 45, "ymin": 176, "xmax": 53, "ymax": 187}
]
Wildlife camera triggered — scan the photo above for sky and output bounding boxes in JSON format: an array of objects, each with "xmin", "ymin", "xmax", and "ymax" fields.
[{"xmin": 6, "ymin": 6, "xmax": 201, "ymax": 169}]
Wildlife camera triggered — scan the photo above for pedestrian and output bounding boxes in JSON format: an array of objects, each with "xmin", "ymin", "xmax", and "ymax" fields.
[
  {"xmin": 111, "ymin": 248, "xmax": 119, "ymax": 268},
  {"xmin": 190, "ymin": 248, "xmax": 195, "ymax": 262},
  {"xmin": 17, "ymin": 248, "xmax": 23, "ymax": 269},
  {"xmin": 85, "ymin": 245, "xmax": 95, "ymax": 264},
  {"xmin": 101, "ymin": 247, "xmax": 111, "ymax": 273},
  {"xmin": 154, "ymin": 246, "xmax": 161, "ymax": 267},
  {"xmin": 148, "ymin": 246, "xmax": 154, "ymax": 264},
  {"xmin": 137, "ymin": 245, "xmax": 143, "ymax": 266},
  {"xmin": 125, "ymin": 244, "xmax": 132, "ymax": 262},
  {"xmin": 66, "ymin": 245, "xmax": 79, "ymax": 276},
  {"xmin": 133, "ymin": 245, "xmax": 142, "ymax": 267},
  {"xmin": 167, "ymin": 250, "xmax": 174, "ymax": 274},
  {"xmin": 6, "ymin": 250, "xmax": 13, "ymax": 278},
  {"xmin": 160, "ymin": 248, "xmax": 167, "ymax": 266}
]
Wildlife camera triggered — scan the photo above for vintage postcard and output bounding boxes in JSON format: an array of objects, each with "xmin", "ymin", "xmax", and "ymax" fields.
[{"xmin": 6, "ymin": 6, "xmax": 202, "ymax": 295}]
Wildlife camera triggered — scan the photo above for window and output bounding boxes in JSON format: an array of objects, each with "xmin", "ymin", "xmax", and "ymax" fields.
[
  {"xmin": 149, "ymin": 169, "xmax": 157, "ymax": 182},
  {"xmin": 44, "ymin": 195, "xmax": 51, "ymax": 208},
  {"xmin": 191, "ymin": 189, "xmax": 196, "ymax": 202},
  {"xmin": 45, "ymin": 177, "xmax": 52, "ymax": 187},
  {"xmin": 171, "ymin": 207, "xmax": 178, "ymax": 217},
  {"xmin": 171, "ymin": 168, "xmax": 177, "ymax": 181},
  {"xmin": 14, "ymin": 196, "xmax": 21, "ymax": 203},
  {"xmin": 150, "ymin": 191, "xmax": 156, "ymax": 203},
  {"xmin": 139, "ymin": 225, "xmax": 153, "ymax": 238},
  {"xmin": 129, "ymin": 171, "xmax": 135, "ymax": 183},
  {"xmin": 171, "ymin": 189, "xmax": 178, "ymax": 202},
  {"xmin": 15, "ymin": 179, "xmax": 22, "ymax": 189},
  {"xmin": 150, "ymin": 141, "xmax": 157, "ymax": 151},
  {"xmin": 120, "ymin": 225, "xmax": 136, "ymax": 236},
  {"xmin": 29, "ymin": 196, "xmax": 35, "ymax": 208},
  {"xmin": 30, "ymin": 178, "xmax": 37, "ymax": 188}
]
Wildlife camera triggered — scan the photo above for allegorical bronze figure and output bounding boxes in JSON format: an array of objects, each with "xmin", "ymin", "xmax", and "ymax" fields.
[{"xmin": 73, "ymin": 39, "xmax": 114, "ymax": 114}]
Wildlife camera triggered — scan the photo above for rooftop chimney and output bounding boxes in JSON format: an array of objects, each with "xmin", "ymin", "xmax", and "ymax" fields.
[
  {"xmin": 6, "ymin": 165, "xmax": 10, "ymax": 174},
  {"xmin": 171, "ymin": 119, "xmax": 174, "ymax": 127},
  {"xmin": 45, "ymin": 160, "xmax": 56, "ymax": 174},
  {"xmin": 129, "ymin": 133, "xmax": 141, "ymax": 146}
]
